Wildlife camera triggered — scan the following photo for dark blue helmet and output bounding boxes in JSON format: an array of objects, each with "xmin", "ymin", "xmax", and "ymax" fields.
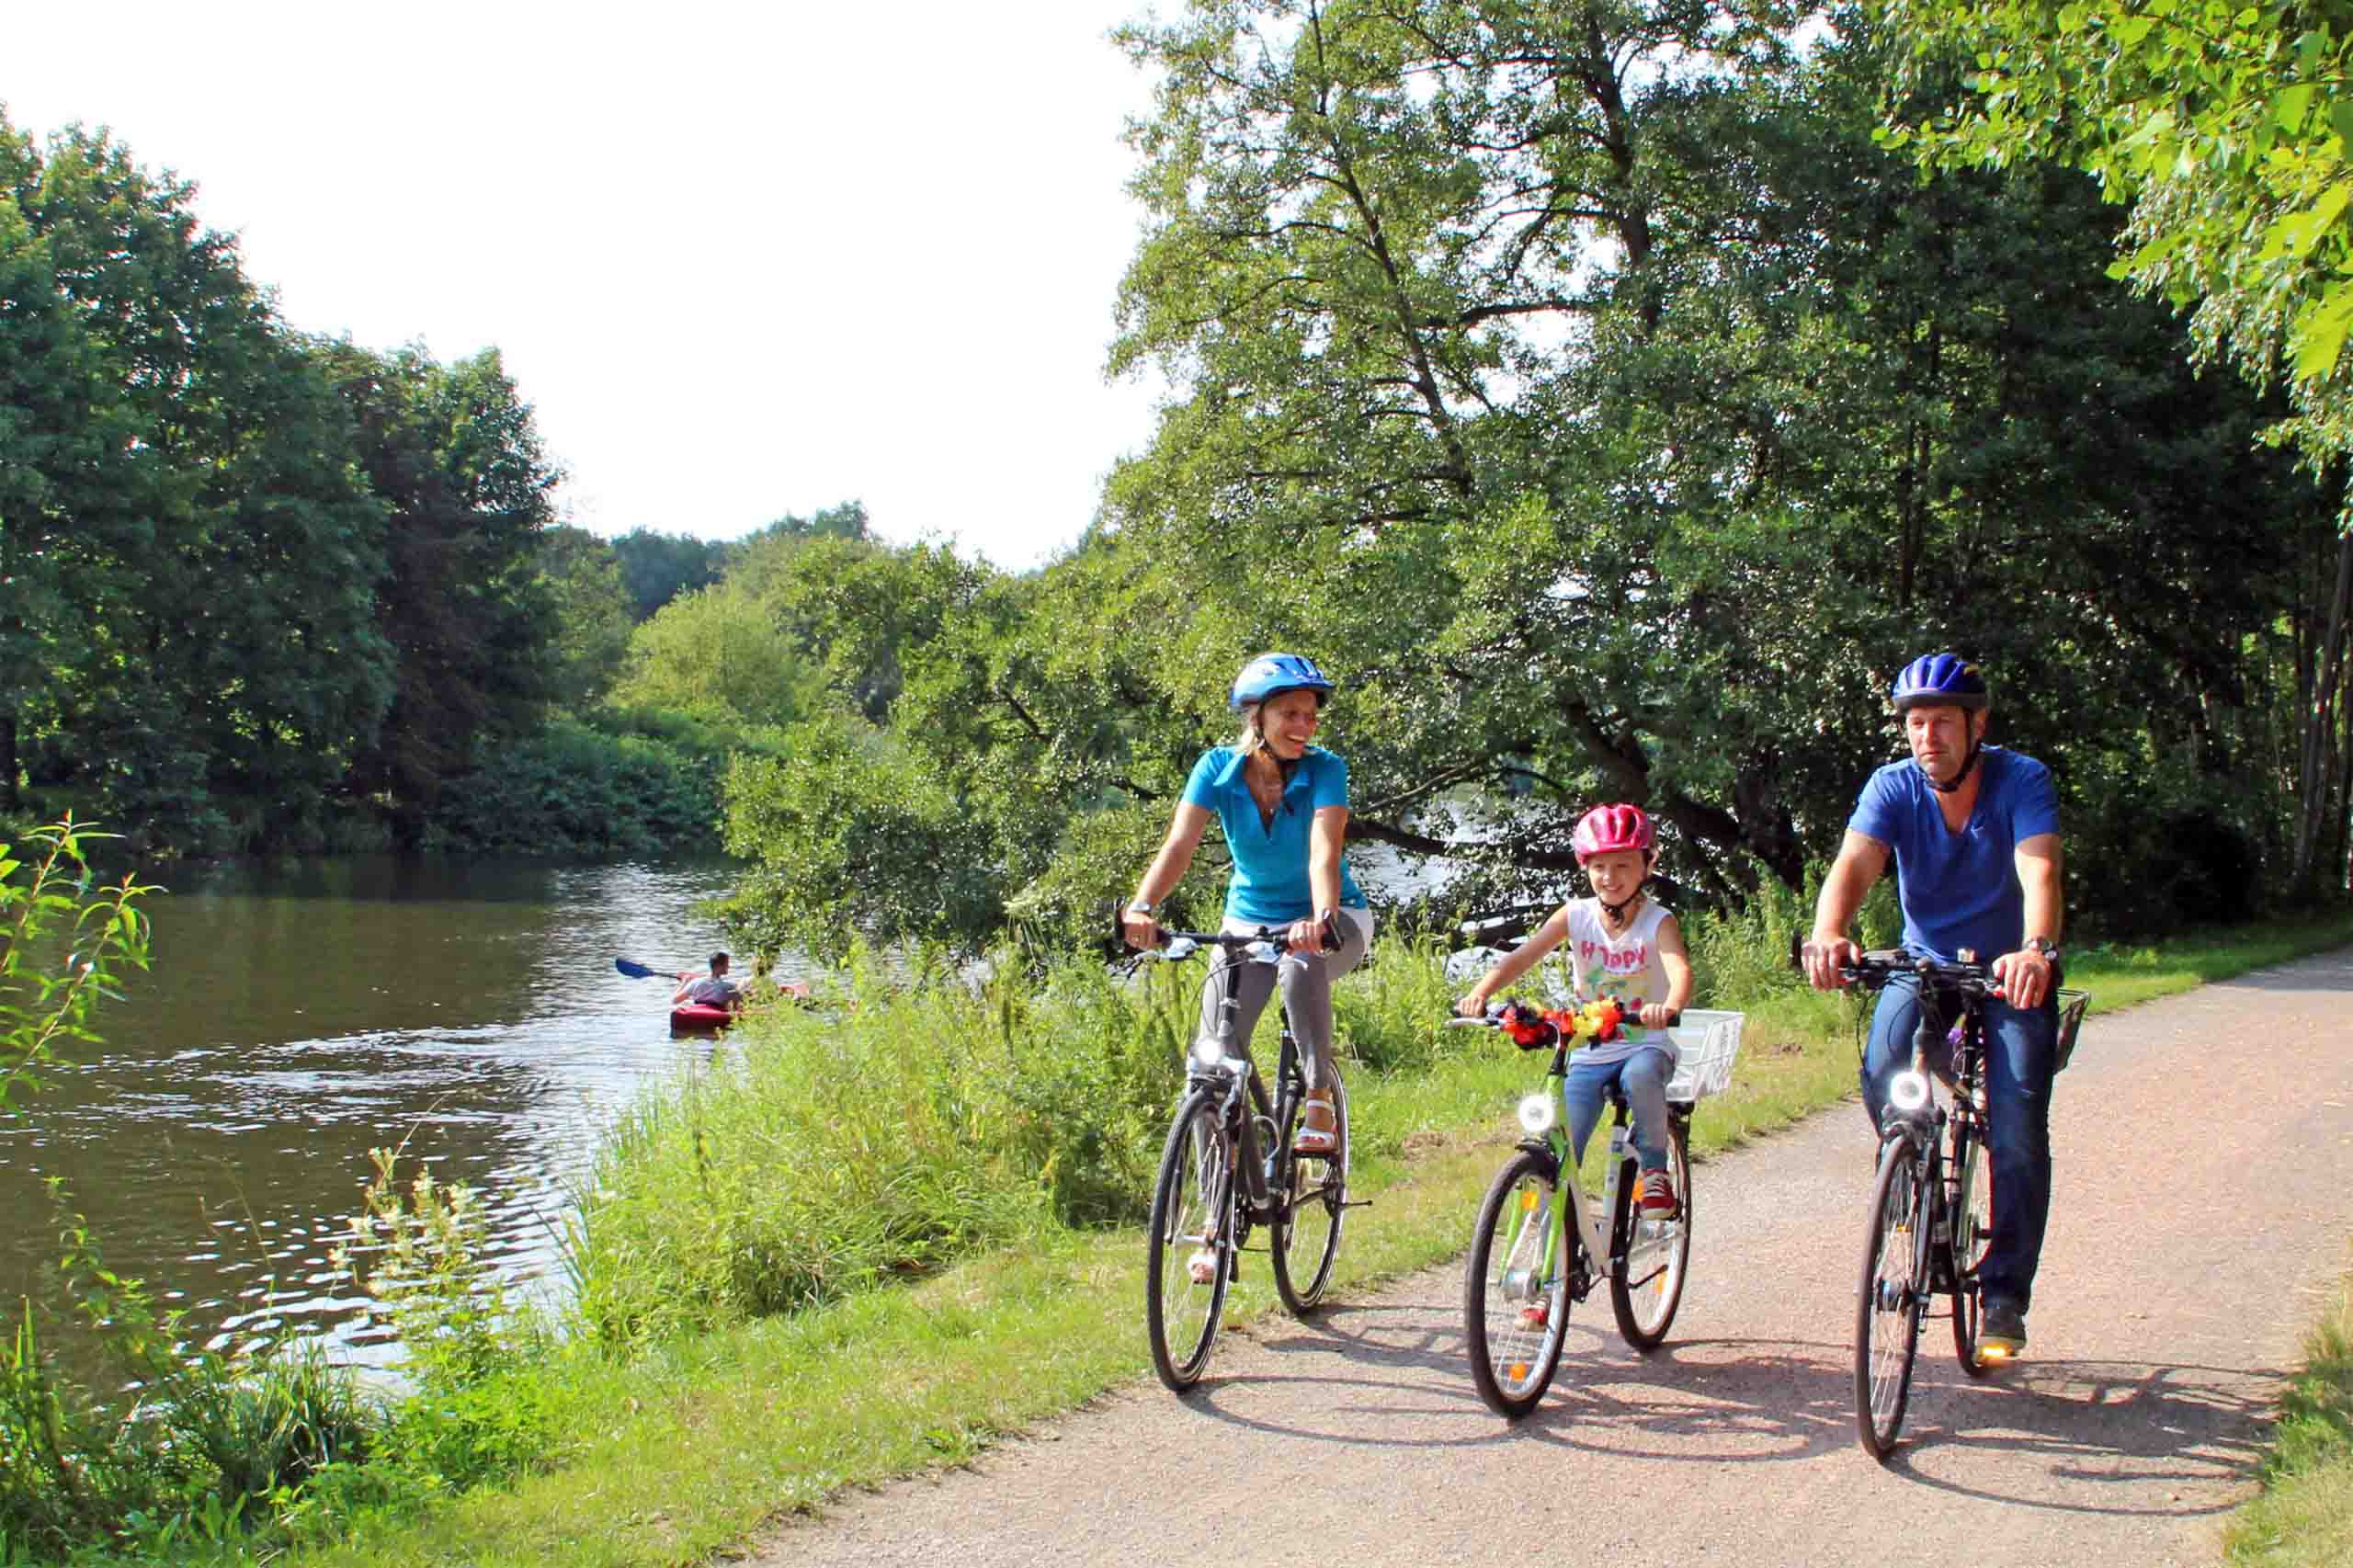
[
  {"xmin": 1230, "ymin": 653, "xmax": 1336, "ymax": 712},
  {"xmin": 1892, "ymin": 653, "xmax": 1989, "ymax": 713}
]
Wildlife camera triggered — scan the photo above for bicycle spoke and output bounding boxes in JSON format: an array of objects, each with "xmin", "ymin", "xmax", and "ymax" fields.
[
  {"xmin": 1274, "ymin": 1080, "xmax": 1347, "ymax": 1313},
  {"xmin": 1463, "ymin": 1151, "xmax": 1570, "ymax": 1419},
  {"xmin": 1146, "ymin": 1093, "xmax": 1233, "ymax": 1392},
  {"xmin": 1609, "ymin": 1119, "xmax": 1692, "ymax": 1350},
  {"xmin": 1856, "ymin": 1142, "xmax": 1927, "ymax": 1457}
]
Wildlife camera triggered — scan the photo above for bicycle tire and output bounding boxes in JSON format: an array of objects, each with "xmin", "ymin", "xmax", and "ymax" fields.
[
  {"xmin": 1949, "ymin": 1116, "xmax": 1994, "ymax": 1377},
  {"xmin": 1273, "ymin": 1078, "xmax": 1347, "ymax": 1313},
  {"xmin": 1608, "ymin": 1118, "xmax": 1692, "ymax": 1350},
  {"xmin": 1463, "ymin": 1149, "xmax": 1571, "ymax": 1419},
  {"xmin": 1145, "ymin": 1089, "xmax": 1234, "ymax": 1392},
  {"xmin": 1856, "ymin": 1138, "xmax": 1928, "ymax": 1458}
]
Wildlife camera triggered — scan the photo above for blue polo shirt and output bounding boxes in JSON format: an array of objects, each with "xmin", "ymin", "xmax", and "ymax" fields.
[
  {"xmin": 1182, "ymin": 745, "xmax": 1369, "ymax": 925},
  {"xmin": 1848, "ymin": 746, "xmax": 2060, "ymax": 963}
]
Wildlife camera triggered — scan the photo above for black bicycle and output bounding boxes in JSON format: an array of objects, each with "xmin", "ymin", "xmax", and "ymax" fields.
[
  {"xmin": 1138, "ymin": 921, "xmax": 1356, "ymax": 1392},
  {"xmin": 1835, "ymin": 947, "xmax": 2088, "ymax": 1458}
]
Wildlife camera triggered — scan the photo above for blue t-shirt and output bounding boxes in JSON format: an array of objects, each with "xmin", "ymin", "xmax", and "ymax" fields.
[
  {"xmin": 1848, "ymin": 746, "xmax": 2060, "ymax": 963},
  {"xmin": 1182, "ymin": 745, "xmax": 1369, "ymax": 925}
]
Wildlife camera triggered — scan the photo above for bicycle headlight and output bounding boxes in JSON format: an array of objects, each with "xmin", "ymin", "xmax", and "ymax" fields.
[
  {"xmin": 1890, "ymin": 1069, "xmax": 1930, "ymax": 1113},
  {"xmin": 1517, "ymin": 1092, "xmax": 1560, "ymax": 1137},
  {"xmin": 1190, "ymin": 1038, "xmax": 1227, "ymax": 1072}
]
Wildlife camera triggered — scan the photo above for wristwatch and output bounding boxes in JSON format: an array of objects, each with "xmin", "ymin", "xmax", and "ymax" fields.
[
  {"xmin": 1126, "ymin": 899, "xmax": 1155, "ymax": 916},
  {"xmin": 2025, "ymin": 937, "xmax": 2060, "ymax": 963}
]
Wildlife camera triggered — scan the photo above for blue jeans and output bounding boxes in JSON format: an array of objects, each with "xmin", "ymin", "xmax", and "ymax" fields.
[
  {"xmin": 1860, "ymin": 975, "xmax": 2058, "ymax": 1312},
  {"xmin": 1563, "ymin": 1047, "xmax": 1675, "ymax": 1172}
]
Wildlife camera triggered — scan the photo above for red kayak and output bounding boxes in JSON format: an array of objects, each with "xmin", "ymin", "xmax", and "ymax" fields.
[{"xmin": 670, "ymin": 980, "xmax": 812, "ymax": 1031}]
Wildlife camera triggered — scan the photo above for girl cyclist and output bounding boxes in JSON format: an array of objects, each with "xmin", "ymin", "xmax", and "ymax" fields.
[
  {"xmin": 1455, "ymin": 803, "xmax": 1695, "ymax": 1215},
  {"xmin": 1121, "ymin": 653, "xmax": 1374, "ymax": 1162}
]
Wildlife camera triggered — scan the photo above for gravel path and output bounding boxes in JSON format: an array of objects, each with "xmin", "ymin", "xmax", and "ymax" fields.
[{"xmin": 753, "ymin": 949, "xmax": 2353, "ymax": 1567}]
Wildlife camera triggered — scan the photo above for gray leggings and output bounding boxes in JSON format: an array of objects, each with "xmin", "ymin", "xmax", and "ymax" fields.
[{"xmin": 1191, "ymin": 909, "xmax": 1373, "ymax": 1092}]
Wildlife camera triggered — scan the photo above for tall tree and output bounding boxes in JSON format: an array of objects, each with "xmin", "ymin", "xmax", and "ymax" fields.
[
  {"xmin": 1877, "ymin": 0, "xmax": 2353, "ymax": 892},
  {"xmin": 0, "ymin": 116, "xmax": 392, "ymax": 847},
  {"xmin": 322, "ymin": 341, "xmax": 562, "ymax": 835}
]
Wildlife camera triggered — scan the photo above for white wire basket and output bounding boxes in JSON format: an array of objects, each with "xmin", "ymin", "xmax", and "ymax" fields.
[{"xmin": 1659, "ymin": 1009, "xmax": 1745, "ymax": 1101}]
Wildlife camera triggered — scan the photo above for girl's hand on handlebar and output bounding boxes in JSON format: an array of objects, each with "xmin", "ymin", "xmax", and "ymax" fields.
[
  {"xmin": 1635, "ymin": 1001, "xmax": 1680, "ymax": 1029},
  {"xmin": 1454, "ymin": 991, "xmax": 1491, "ymax": 1019}
]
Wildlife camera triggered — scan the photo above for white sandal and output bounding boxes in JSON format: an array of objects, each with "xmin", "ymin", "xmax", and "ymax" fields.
[{"xmin": 1294, "ymin": 1092, "xmax": 1337, "ymax": 1154}]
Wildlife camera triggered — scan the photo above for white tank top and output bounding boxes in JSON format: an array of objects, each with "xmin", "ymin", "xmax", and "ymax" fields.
[{"xmin": 1559, "ymin": 898, "xmax": 1676, "ymax": 1067}]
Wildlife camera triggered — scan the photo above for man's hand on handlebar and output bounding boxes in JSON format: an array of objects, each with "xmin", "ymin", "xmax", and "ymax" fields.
[
  {"xmin": 1120, "ymin": 908, "xmax": 1161, "ymax": 952},
  {"xmin": 1990, "ymin": 947, "xmax": 2054, "ymax": 1008},
  {"xmin": 1801, "ymin": 933, "xmax": 1859, "ymax": 990}
]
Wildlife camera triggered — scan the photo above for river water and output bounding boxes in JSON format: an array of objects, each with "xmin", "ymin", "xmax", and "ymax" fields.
[{"xmin": 0, "ymin": 855, "xmax": 789, "ymax": 1379}]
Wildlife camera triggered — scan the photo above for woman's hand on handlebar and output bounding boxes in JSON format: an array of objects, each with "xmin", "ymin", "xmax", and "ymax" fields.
[
  {"xmin": 1120, "ymin": 909, "xmax": 1160, "ymax": 951},
  {"xmin": 1800, "ymin": 934, "xmax": 1859, "ymax": 990},
  {"xmin": 1284, "ymin": 911, "xmax": 1341, "ymax": 955}
]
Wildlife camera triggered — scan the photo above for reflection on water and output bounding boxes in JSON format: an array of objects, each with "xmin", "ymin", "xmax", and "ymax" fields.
[{"xmin": 0, "ymin": 855, "xmax": 790, "ymax": 1379}]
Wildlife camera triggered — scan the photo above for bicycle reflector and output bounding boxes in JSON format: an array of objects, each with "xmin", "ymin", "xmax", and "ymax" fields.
[
  {"xmin": 1890, "ymin": 1069, "xmax": 1931, "ymax": 1112},
  {"xmin": 1518, "ymin": 1092, "xmax": 1560, "ymax": 1136}
]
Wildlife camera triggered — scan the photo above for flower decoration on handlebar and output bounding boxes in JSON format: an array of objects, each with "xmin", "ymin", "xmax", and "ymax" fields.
[{"xmin": 1497, "ymin": 996, "xmax": 1626, "ymax": 1051}]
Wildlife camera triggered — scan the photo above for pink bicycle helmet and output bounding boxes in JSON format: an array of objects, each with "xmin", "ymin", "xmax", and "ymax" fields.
[{"xmin": 1572, "ymin": 803, "xmax": 1654, "ymax": 863}]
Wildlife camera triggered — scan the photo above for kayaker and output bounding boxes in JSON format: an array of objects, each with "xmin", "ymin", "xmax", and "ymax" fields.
[{"xmin": 673, "ymin": 952, "xmax": 741, "ymax": 1009}]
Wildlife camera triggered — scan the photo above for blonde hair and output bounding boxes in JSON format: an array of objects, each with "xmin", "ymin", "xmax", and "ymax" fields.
[{"xmin": 1233, "ymin": 701, "xmax": 1267, "ymax": 758}]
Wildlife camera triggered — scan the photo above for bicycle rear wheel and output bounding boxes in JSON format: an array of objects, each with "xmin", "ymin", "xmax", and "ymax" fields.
[
  {"xmin": 1463, "ymin": 1150, "xmax": 1571, "ymax": 1419},
  {"xmin": 1145, "ymin": 1090, "xmax": 1234, "ymax": 1392},
  {"xmin": 1608, "ymin": 1117, "xmax": 1691, "ymax": 1350},
  {"xmin": 1856, "ymin": 1139, "xmax": 1928, "ymax": 1458},
  {"xmin": 1949, "ymin": 1116, "xmax": 1994, "ymax": 1376},
  {"xmin": 1273, "ymin": 1079, "xmax": 1347, "ymax": 1313}
]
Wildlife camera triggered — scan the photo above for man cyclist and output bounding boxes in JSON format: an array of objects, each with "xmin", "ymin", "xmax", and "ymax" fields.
[{"xmin": 1801, "ymin": 653, "xmax": 2063, "ymax": 1358}]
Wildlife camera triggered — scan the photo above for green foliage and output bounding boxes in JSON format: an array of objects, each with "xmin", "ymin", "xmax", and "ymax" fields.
[
  {"xmin": 717, "ymin": 716, "xmax": 1005, "ymax": 963},
  {"xmin": 537, "ymin": 526, "xmax": 634, "ymax": 711},
  {"xmin": 0, "ymin": 116, "xmax": 396, "ymax": 853},
  {"xmin": 418, "ymin": 712, "xmax": 778, "ymax": 858},
  {"xmin": 0, "ymin": 818, "xmax": 153, "ymax": 1108},
  {"xmin": 608, "ymin": 527, "xmax": 729, "ymax": 623},
  {"xmin": 611, "ymin": 579, "xmax": 823, "ymax": 728},
  {"xmin": 1880, "ymin": 0, "xmax": 2353, "ymax": 452}
]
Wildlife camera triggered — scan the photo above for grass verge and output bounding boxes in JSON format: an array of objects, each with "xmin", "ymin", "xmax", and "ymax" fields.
[
  {"xmin": 2225, "ymin": 1260, "xmax": 2353, "ymax": 1565},
  {"xmin": 262, "ymin": 909, "xmax": 2353, "ymax": 1568}
]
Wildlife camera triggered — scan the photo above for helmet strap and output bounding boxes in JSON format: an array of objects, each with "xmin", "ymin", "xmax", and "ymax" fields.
[
  {"xmin": 1925, "ymin": 737, "xmax": 1981, "ymax": 794},
  {"xmin": 1598, "ymin": 885, "xmax": 1646, "ymax": 925}
]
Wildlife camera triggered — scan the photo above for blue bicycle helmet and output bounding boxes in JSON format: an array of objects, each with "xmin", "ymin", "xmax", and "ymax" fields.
[
  {"xmin": 1229, "ymin": 653, "xmax": 1336, "ymax": 712},
  {"xmin": 1890, "ymin": 653, "xmax": 1989, "ymax": 713}
]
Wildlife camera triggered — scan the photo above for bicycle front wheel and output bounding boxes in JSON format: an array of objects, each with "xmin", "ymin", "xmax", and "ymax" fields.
[
  {"xmin": 1856, "ymin": 1139, "xmax": 1929, "ymax": 1458},
  {"xmin": 1145, "ymin": 1090, "xmax": 1235, "ymax": 1392},
  {"xmin": 1273, "ymin": 1079, "xmax": 1348, "ymax": 1313},
  {"xmin": 1463, "ymin": 1150, "xmax": 1570, "ymax": 1419},
  {"xmin": 1949, "ymin": 1116, "xmax": 1994, "ymax": 1376},
  {"xmin": 1608, "ymin": 1118, "xmax": 1692, "ymax": 1350}
]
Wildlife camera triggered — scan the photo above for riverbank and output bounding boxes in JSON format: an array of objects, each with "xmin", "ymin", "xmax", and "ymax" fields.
[{"xmin": 256, "ymin": 913, "xmax": 2353, "ymax": 1568}]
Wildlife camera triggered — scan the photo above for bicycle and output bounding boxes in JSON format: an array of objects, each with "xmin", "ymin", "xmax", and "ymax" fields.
[
  {"xmin": 1137, "ymin": 920, "xmax": 1359, "ymax": 1392},
  {"xmin": 1833, "ymin": 946, "xmax": 2090, "ymax": 1459},
  {"xmin": 1449, "ymin": 998, "xmax": 1745, "ymax": 1419}
]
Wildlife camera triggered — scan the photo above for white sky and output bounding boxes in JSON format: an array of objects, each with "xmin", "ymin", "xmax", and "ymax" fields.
[{"xmin": 4, "ymin": 1, "xmax": 1171, "ymax": 571}]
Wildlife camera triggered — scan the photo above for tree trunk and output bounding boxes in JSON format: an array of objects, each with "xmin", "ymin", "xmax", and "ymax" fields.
[{"xmin": 2290, "ymin": 528, "xmax": 2353, "ymax": 892}]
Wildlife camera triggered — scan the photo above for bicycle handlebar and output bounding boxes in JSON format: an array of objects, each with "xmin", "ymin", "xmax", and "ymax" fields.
[{"xmin": 1135, "ymin": 913, "xmax": 1342, "ymax": 959}]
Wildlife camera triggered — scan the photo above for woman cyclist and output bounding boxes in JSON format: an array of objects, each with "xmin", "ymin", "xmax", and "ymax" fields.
[{"xmin": 1121, "ymin": 653, "xmax": 1374, "ymax": 1163}]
